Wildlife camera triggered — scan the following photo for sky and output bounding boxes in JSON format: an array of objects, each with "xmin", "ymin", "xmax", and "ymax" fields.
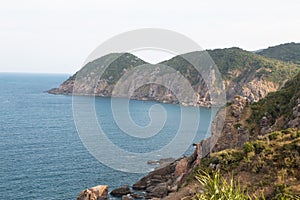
[{"xmin": 0, "ymin": 0, "xmax": 299, "ymax": 74}]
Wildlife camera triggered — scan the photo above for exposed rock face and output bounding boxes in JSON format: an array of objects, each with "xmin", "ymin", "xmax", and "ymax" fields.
[
  {"xmin": 121, "ymin": 195, "xmax": 133, "ymax": 200},
  {"xmin": 147, "ymin": 158, "xmax": 176, "ymax": 167},
  {"xmin": 288, "ymin": 98, "xmax": 300, "ymax": 128},
  {"xmin": 77, "ymin": 185, "xmax": 108, "ymax": 200},
  {"xmin": 110, "ymin": 185, "xmax": 131, "ymax": 197},
  {"xmin": 212, "ymin": 96, "xmax": 250, "ymax": 152},
  {"xmin": 48, "ymin": 49, "xmax": 299, "ymax": 106},
  {"xmin": 225, "ymin": 77, "xmax": 278, "ymax": 103},
  {"xmin": 132, "ymin": 143, "xmax": 206, "ymax": 199}
]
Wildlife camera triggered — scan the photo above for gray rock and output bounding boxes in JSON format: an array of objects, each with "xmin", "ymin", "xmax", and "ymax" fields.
[
  {"xmin": 145, "ymin": 183, "xmax": 168, "ymax": 198},
  {"xmin": 121, "ymin": 194, "xmax": 132, "ymax": 200},
  {"xmin": 110, "ymin": 185, "xmax": 131, "ymax": 197}
]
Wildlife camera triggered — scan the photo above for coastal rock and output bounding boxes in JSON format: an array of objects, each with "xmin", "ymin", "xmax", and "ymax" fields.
[
  {"xmin": 48, "ymin": 49, "xmax": 299, "ymax": 107},
  {"xmin": 145, "ymin": 183, "xmax": 168, "ymax": 198},
  {"xmin": 132, "ymin": 144, "xmax": 203, "ymax": 199},
  {"xmin": 133, "ymin": 162, "xmax": 176, "ymax": 190},
  {"xmin": 77, "ymin": 185, "xmax": 108, "ymax": 200},
  {"xmin": 121, "ymin": 194, "xmax": 133, "ymax": 200},
  {"xmin": 147, "ymin": 158, "xmax": 175, "ymax": 167},
  {"xmin": 174, "ymin": 157, "xmax": 188, "ymax": 177},
  {"xmin": 131, "ymin": 193, "xmax": 143, "ymax": 199},
  {"xmin": 212, "ymin": 95, "xmax": 250, "ymax": 152},
  {"xmin": 110, "ymin": 185, "xmax": 131, "ymax": 197}
]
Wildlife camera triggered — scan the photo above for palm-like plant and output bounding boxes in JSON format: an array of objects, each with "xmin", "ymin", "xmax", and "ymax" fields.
[{"xmin": 194, "ymin": 170, "xmax": 253, "ymax": 200}]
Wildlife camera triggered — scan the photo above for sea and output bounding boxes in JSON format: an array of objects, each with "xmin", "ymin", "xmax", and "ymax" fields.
[{"xmin": 0, "ymin": 73, "xmax": 213, "ymax": 199}]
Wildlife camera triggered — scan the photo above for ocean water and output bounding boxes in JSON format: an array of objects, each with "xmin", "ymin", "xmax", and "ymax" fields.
[{"xmin": 0, "ymin": 73, "xmax": 213, "ymax": 199}]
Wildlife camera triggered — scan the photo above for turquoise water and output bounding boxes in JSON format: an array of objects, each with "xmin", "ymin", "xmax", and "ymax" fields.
[{"xmin": 0, "ymin": 73, "xmax": 212, "ymax": 199}]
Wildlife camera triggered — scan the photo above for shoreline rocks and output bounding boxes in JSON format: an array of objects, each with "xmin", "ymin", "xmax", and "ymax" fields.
[
  {"xmin": 77, "ymin": 185, "xmax": 108, "ymax": 200},
  {"xmin": 110, "ymin": 185, "xmax": 131, "ymax": 197},
  {"xmin": 131, "ymin": 144, "xmax": 204, "ymax": 199}
]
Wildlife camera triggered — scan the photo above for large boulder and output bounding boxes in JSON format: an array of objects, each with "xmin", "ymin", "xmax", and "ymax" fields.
[
  {"xmin": 145, "ymin": 182, "xmax": 168, "ymax": 198},
  {"xmin": 133, "ymin": 162, "xmax": 176, "ymax": 190},
  {"xmin": 77, "ymin": 185, "xmax": 108, "ymax": 200},
  {"xmin": 121, "ymin": 194, "xmax": 133, "ymax": 200},
  {"xmin": 110, "ymin": 185, "xmax": 131, "ymax": 197}
]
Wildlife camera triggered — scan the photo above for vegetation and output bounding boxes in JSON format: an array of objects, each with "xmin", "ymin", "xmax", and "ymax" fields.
[
  {"xmin": 66, "ymin": 53, "xmax": 146, "ymax": 84},
  {"xmin": 194, "ymin": 129, "xmax": 300, "ymax": 199},
  {"xmin": 162, "ymin": 48, "xmax": 299, "ymax": 85},
  {"xmin": 53, "ymin": 45, "xmax": 300, "ymax": 102},
  {"xmin": 247, "ymin": 71, "xmax": 300, "ymax": 131},
  {"xmin": 208, "ymin": 47, "xmax": 299, "ymax": 83},
  {"xmin": 257, "ymin": 43, "xmax": 300, "ymax": 65},
  {"xmin": 194, "ymin": 170, "xmax": 261, "ymax": 200}
]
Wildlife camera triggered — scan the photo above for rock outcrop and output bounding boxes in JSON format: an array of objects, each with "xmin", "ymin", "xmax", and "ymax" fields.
[
  {"xmin": 77, "ymin": 185, "xmax": 108, "ymax": 200},
  {"xmin": 288, "ymin": 98, "xmax": 300, "ymax": 128},
  {"xmin": 132, "ymin": 142, "xmax": 210, "ymax": 199},
  {"xmin": 212, "ymin": 96, "xmax": 250, "ymax": 152},
  {"xmin": 110, "ymin": 185, "xmax": 131, "ymax": 197},
  {"xmin": 48, "ymin": 49, "xmax": 299, "ymax": 106}
]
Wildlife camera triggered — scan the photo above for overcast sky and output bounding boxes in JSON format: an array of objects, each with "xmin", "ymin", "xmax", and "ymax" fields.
[{"xmin": 0, "ymin": 0, "xmax": 300, "ymax": 74}]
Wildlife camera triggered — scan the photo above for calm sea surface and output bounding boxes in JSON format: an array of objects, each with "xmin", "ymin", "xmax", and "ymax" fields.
[{"xmin": 0, "ymin": 73, "xmax": 213, "ymax": 199}]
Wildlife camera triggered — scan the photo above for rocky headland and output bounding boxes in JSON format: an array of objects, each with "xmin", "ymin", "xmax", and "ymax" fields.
[
  {"xmin": 48, "ymin": 46, "xmax": 300, "ymax": 107},
  {"xmin": 66, "ymin": 43, "xmax": 300, "ymax": 199}
]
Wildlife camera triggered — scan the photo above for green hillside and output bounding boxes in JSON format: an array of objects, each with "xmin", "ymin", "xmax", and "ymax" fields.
[
  {"xmin": 163, "ymin": 47, "xmax": 299, "ymax": 84},
  {"xmin": 248, "ymin": 71, "xmax": 300, "ymax": 131},
  {"xmin": 196, "ymin": 129, "xmax": 300, "ymax": 199},
  {"xmin": 257, "ymin": 42, "xmax": 300, "ymax": 65}
]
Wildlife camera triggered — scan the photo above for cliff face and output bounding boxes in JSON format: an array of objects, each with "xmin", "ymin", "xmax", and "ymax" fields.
[
  {"xmin": 130, "ymin": 72, "xmax": 300, "ymax": 199},
  {"xmin": 48, "ymin": 48, "xmax": 300, "ymax": 106},
  {"xmin": 212, "ymin": 71, "xmax": 300, "ymax": 153}
]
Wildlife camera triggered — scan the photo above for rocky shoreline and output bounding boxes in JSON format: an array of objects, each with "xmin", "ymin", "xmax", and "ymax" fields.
[
  {"xmin": 77, "ymin": 143, "xmax": 204, "ymax": 200},
  {"xmin": 76, "ymin": 96, "xmax": 300, "ymax": 200}
]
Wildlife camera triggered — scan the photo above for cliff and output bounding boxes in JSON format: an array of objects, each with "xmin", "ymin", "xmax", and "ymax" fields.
[
  {"xmin": 48, "ymin": 47, "xmax": 300, "ymax": 106},
  {"xmin": 128, "ymin": 71, "xmax": 300, "ymax": 199},
  {"xmin": 72, "ymin": 43, "xmax": 300, "ymax": 199},
  {"xmin": 212, "ymin": 71, "xmax": 300, "ymax": 152}
]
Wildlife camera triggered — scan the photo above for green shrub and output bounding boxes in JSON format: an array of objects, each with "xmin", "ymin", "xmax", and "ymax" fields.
[
  {"xmin": 282, "ymin": 129, "xmax": 293, "ymax": 135},
  {"xmin": 243, "ymin": 142, "xmax": 255, "ymax": 154},
  {"xmin": 269, "ymin": 131, "xmax": 282, "ymax": 140},
  {"xmin": 194, "ymin": 170, "xmax": 253, "ymax": 200},
  {"xmin": 291, "ymin": 130, "xmax": 300, "ymax": 139},
  {"xmin": 253, "ymin": 141, "xmax": 267, "ymax": 154}
]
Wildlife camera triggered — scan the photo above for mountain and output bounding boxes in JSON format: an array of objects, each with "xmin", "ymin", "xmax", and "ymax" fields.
[
  {"xmin": 48, "ymin": 47, "xmax": 300, "ymax": 105},
  {"xmin": 129, "ymin": 72, "xmax": 300, "ymax": 200},
  {"xmin": 47, "ymin": 53, "xmax": 147, "ymax": 95},
  {"xmin": 257, "ymin": 42, "xmax": 300, "ymax": 64},
  {"xmin": 212, "ymin": 71, "xmax": 300, "ymax": 152},
  {"xmin": 248, "ymin": 71, "xmax": 300, "ymax": 132}
]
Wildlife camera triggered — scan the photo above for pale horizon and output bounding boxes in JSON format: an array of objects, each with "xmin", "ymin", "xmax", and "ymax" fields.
[{"xmin": 1, "ymin": 0, "xmax": 300, "ymax": 74}]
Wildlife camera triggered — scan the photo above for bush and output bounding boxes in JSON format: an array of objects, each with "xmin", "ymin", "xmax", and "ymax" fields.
[
  {"xmin": 269, "ymin": 131, "xmax": 282, "ymax": 140},
  {"xmin": 253, "ymin": 141, "xmax": 267, "ymax": 154},
  {"xmin": 194, "ymin": 170, "xmax": 253, "ymax": 200},
  {"xmin": 243, "ymin": 142, "xmax": 255, "ymax": 154}
]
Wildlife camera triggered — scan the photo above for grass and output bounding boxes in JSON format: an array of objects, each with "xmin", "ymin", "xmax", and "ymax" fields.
[
  {"xmin": 192, "ymin": 129, "xmax": 300, "ymax": 200},
  {"xmin": 194, "ymin": 170, "xmax": 261, "ymax": 200}
]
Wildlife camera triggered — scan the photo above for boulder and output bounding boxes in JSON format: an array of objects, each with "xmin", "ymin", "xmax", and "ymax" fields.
[
  {"xmin": 131, "ymin": 193, "xmax": 143, "ymax": 199},
  {"xmin": 133, "ymin": 163, "xmax": 176, "ymax": 190},
  {"xmin": 145, "ymin": 182, "xmax": 168, "ymax": 198},
  {"xmin": 110, "ymin": 185, "xmax": 131, "ymax": 197},
  {"xmin": 122, "ymin": 194, "xmax": 133, "ymax": 200},
  {"xmin": 77, "ymin": 185, "xmax": 108, "ymax": 200},
  {"xmin": 174, "ymin": 157, "xmax": 188, "ymax": 176}
]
